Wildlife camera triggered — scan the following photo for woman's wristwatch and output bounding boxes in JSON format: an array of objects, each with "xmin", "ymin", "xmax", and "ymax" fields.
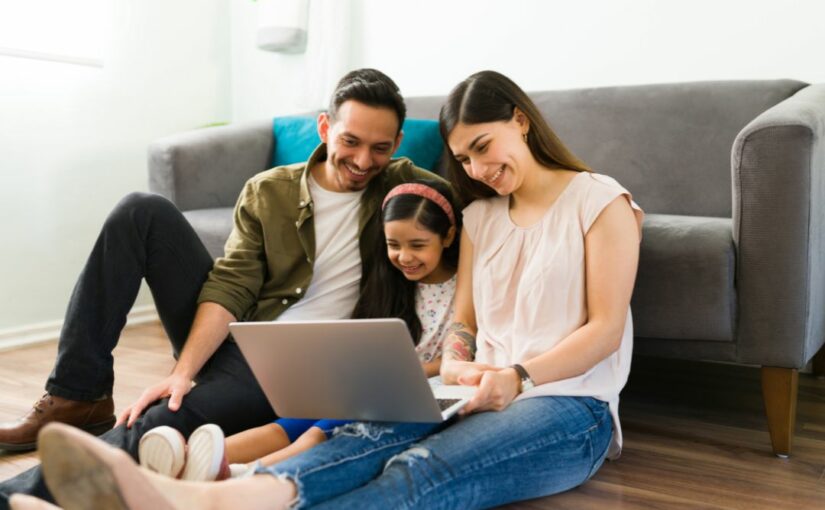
[{"xmin": 511, "ymin": 363, "xmax": 535, "ymax": 393}]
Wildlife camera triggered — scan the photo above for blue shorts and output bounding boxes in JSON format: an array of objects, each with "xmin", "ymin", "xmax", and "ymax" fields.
[{"xmin": 274, "ymin": 418, "xmax": 352, "ymax": 442}]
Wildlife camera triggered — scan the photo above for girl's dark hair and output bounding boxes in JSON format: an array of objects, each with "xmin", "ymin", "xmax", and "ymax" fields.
[
  {"xmin": 439, "ymin": 70, "xmax": 591, "ymax": 205},
  {"xmin": 352, "ymin": 179, "xmax": 461, "ymax": 344}
]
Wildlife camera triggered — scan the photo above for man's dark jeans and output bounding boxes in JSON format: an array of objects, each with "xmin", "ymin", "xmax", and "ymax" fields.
[{"xmin": 0, "ymin": 193, "xmax": 276, "ymax": 507}]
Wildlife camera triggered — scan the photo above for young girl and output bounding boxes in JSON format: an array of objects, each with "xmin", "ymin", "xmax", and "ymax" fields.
[{"xmin": 136, "ymin": 178, "xmax": 462, "ymax": 481}]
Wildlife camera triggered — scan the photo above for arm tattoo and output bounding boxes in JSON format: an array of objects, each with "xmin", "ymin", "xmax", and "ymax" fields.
[
  {"xmin": 444, "ymin": 322, "xmax": 477, "ymax": 361},
  {"xmin": 446, "ymin": 322, "xmax": 465, "ymax": 333}
]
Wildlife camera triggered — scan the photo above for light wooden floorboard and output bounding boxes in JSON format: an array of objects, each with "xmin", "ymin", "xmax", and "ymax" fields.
[
  {"xmin": 0, "ymin": 322, "xmax": 174, "ymax": 478},
  {"xmin": 0, "ymin": 323, "xmax": 823, "ymax": 509}
]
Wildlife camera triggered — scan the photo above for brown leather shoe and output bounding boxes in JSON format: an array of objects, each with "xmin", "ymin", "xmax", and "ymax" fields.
[{"xmin": 0, "ymin": 393, "xmax": 115, "ymax": 452}]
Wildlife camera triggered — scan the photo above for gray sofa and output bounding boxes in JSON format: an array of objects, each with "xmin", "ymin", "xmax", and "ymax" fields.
[{"xmin": 148, "ymin": 80, "xmax": 825, "ymax": 457}]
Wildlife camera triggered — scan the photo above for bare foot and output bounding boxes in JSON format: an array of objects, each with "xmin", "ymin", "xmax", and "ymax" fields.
[
  {"xmin": 37, "ymin": 423, "xmax": 296, "ymax": 510},
  {"xmin": 37, "ymin": 423, "xmax": 210, "ymax": 510},
  {"xmin": 9, "ymin": 494, "xmax": 63, "ymax": 510}
]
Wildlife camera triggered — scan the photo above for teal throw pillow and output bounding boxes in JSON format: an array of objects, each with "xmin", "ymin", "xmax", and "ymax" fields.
[
  {"xmin": 271, "ymin": 117, "xmax": 443, "ymax": 171},
  {"xmin": 272, "ymin": 116, "xmax": 321, "ymax": 167},
  {"xmin": 396, "ymin": 119, "xmax": 443, "ymax": 172}
]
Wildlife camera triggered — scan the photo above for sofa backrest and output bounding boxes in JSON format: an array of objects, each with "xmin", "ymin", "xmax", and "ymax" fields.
[{"xmin": 405, "ymin": 80, "xmax": 807, "ymax": 217}]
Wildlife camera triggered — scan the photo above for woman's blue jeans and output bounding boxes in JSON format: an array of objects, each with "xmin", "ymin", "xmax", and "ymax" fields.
[{"xmin": 261, "ymin": 396, "xmax": 612, "ymax": 509}]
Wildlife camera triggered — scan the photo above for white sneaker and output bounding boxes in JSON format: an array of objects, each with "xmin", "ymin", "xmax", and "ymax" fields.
[
  {"xmin": 181, "ymin": 423, "xmax": 229, "ymax": 481},
  {"xmin": 229, "ymin": 461, "xmax": 259, "ymax": 479},
  {"xmin": 138, "ymin": 425, "xmax": 186, "ymax": 478}
]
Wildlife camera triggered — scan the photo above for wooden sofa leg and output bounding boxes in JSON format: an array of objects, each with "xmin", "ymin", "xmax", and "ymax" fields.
[
  {"xmin": 760, "ymin": 367, "xmax": 798, "ymax": 458},
  {"xmin": 813, "ymin": 344, "xmax": 825, "ymax": 378}
]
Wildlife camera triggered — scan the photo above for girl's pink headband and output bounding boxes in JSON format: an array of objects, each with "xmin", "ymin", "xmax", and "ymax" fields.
[{"xmin": 381, "ymin": 183, "xmax": 456, "ymax": 226}]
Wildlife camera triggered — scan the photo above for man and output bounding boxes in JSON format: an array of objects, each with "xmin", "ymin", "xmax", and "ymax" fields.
[{"xmin": 0, "ymin": 68, "xmax": 441, "ymax": 506}]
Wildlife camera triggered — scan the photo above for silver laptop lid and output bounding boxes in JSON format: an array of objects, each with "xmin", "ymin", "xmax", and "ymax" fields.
[{"xmin": 230, "ymin": 319, "xmax": 446, "ymax": 422}]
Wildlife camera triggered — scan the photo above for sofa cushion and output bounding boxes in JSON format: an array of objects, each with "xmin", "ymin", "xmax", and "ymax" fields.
[
  {"xmin": 394, "ymin": 119, "xmax": 444, "ymax": 173},
  {"xmin": 631, "ymin": 214, "xmax": 735, "ymax": 342},
  {"xmin": 183, "ymin": 208, "xmax": 234, "ymax": 260},
  {"xmin": 271, "ymin": 117, "xmax": 444, "ymax": 172},
  {"xmin": 272, "ymin": 116, "xmax": 321, "ymax": 167}
]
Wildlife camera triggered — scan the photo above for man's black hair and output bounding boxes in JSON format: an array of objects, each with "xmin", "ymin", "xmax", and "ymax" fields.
[{"xmin": 328, "ymin": 68, "xmax": 406, "ymax": 133}]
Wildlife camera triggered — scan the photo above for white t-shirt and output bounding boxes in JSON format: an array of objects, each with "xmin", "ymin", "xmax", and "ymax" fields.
[
  {"xmin": 276, "ymin": 174, "xmax": 365, "ymax": 321},
  {"xmin": 414, "ymin": 274, "xmax": 457, "ymax": 362},
  {"xmin": 463, "ymin": 172, "xmax": 644, "ymax": 459}
]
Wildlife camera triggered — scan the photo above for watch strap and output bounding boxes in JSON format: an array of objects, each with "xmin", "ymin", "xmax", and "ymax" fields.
[{"xmin": 511, "ymin": 363, "xmax": 534, "ymax": 392}]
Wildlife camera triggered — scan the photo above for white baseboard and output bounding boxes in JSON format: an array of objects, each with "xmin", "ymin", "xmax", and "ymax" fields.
[{"xmin": 0, "ymin": 305, "xmax": 159, "ymax": 352}]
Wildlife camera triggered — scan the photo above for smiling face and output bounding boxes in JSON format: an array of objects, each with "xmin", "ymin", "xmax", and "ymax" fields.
[
  {"xmin": 314, "ymin": 100, "xmax": 403, "ymax": 192},
  {"xmin": 384, "ymin": 218, "xmax": 455, "ymax": 284},
  {"xmin": 447, "ymin": 109, "xmax": 532, "ymax": 196}
]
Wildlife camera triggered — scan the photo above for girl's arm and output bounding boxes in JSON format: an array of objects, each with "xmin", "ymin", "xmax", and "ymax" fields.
[
  {"xmin": 462, "ymin": 196, "xmax": 641, "ymax": 413},
  {"xmin": 225, "ymin": 423, "xmax": 291, "ymax": 464},
  {"xmin": 422, "ymin": 358, "xmax": 442, "ymax": 377},
  {"xmin": 440, "ymin": 230, "xmax": 496, "ymax": 384}
]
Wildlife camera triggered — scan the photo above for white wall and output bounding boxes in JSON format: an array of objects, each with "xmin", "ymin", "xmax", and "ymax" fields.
[
  {"xmin": 0, "ymin": 0, "xmax": 230, "ymax": 332},
  {"xmin": 231, "ymin": 0, "xmax": 825, "ymax": 120},
  {"xmin": 230, "ymin": 1, "xmax": 308, "ymax": 121},
  {"xmin": 230, "ymin": 0, "xmax": 354, "ymax": 121}
]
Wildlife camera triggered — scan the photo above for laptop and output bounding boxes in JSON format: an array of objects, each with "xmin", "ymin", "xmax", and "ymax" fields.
[{"xmin": 229, "ymin": 318, "xmax": 476, "ymax": 423}]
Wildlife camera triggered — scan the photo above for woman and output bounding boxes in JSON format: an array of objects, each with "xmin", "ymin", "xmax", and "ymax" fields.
[{"xmin": 12, "ymin": 71, "xmax": 643, "ymax": 510}]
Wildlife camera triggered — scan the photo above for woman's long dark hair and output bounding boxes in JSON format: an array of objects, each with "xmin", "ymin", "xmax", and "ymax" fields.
[
  {"xmin": 439, "ymin": 70, "xmax": 591, "ymax": 205},
  {"xmin": 352, "ymin": 179, "xmax": 461, "ymax": 344}
]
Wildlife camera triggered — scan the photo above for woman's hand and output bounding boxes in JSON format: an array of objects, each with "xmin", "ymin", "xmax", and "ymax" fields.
[
  {"xmin": 440, "ymin": 359, "xmax": 496, "ymax": 385},
  {"xmin": 459, "ymin": 367, "xmax": 521, "ymax": 415}
]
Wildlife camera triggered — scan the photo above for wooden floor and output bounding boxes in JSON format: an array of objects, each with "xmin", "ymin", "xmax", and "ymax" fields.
[
  {"xmin": 0, "ymin": 323, "xmax": 175, "ymax": 478},
  {"xmin": 1, "ymin": 322, "xmax": 824, "ymax": 509}
]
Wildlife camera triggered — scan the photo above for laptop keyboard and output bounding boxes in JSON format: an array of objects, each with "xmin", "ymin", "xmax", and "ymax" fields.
[{"xmin": 437, "ymin": 398, "xmax": 462, "ymax": 411}]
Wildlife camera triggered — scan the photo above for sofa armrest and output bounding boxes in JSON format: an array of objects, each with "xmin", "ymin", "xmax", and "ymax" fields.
[
  {"xmin": 148, "ymin": 120, "xmax": 273, "ymax": 211},
  {"xmin": 732, "ymin": 84, "xmax": 825, "ymax": 367}
]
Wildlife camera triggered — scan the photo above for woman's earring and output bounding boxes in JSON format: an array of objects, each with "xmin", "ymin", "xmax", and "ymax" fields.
[{"xmin": 522, "ymin": 132, "xmax": 528, "ymax": 143}]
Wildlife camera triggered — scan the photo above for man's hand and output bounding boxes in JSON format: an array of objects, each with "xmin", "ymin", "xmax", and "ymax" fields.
[
  {"xmin": 115, "ymin": 373, "xmax": 194, "ymax": 428},
  {"xmin": 113, "ymin": 302, "xmax": 233, "ymax": 428},
  {"xmin": 459, "ymin": 367, "xmax": 520, "ymax": 415}
]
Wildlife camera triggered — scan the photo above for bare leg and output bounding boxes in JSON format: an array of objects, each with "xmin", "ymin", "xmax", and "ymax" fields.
[
  {"xmin": 38, "ymin": 424, "xmax": 295, "ymax": 510},
  {"xmin": 225, "ymin": 423, "xmax": 290, "ymax": 464},
  {"xmin": 205, "ymin": 477, "xmax": 294, "ymax": 510},
  {"xmin": 258, "ymin": 427, "xmax": 326, "ymax": 467}
]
